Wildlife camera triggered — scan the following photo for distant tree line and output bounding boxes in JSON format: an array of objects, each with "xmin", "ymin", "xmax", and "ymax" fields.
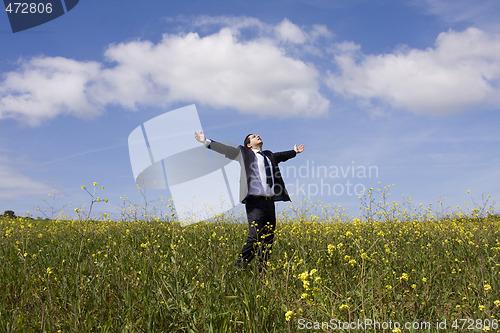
[{"xmin": 1, "ymin": 210, "xmax": 16, "ymax": 218}]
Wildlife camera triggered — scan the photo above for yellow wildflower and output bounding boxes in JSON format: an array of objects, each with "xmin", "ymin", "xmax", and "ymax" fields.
[{"xmin": 285, "ymin": 310, "xmax": 294, "ymax": 321}]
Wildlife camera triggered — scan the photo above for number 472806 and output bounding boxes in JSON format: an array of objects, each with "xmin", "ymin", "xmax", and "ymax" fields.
[
  {"xmin": 5, "ymin": 2, "xmax": 53, "ymax": 14},
  {"xmin": 452, "ymin": 319, "xmax": 498, "ymax": 330}
]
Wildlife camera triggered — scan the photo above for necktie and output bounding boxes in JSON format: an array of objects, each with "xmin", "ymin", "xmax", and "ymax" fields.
[{"xmin": 258, "ymin": 151, "xmax": 273, "ymax": 188}]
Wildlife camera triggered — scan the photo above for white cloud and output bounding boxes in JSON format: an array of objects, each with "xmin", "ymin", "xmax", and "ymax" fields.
[
  {"xmin": 0, "ymin": 17, "xmax": 330, "ymax": 126},
  {"xmin": 0, "ymin": 57, "xmax": 102, "ymax": 126},
  {"xmin": 326, "ymin": 27, "xmax": 500, "ymax": 115},
  {"xmin": 188, "ymin": 15, "xmax": 267, "ymax": 34},
  {"xmin": 0, "ymin": 156, "xmax": 51, "ymax": 200},
  {"xmin": 412, "ymin": 0, "xmax": 500, "ymax": 30},
  {"xmin": 95, "ymin": 28, "xmax": 329, "ymax": 117},
  {"xmin": 275, "ymin": 18, "xmax": 307, "ymax": 44}
]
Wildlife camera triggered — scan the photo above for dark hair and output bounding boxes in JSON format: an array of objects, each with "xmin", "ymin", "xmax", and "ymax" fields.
[{"xmin": 243, "ymin": 133, "xmax": 254, "ymax": 147}]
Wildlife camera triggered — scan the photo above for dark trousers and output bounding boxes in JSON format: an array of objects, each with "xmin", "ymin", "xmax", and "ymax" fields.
[{"xmin": 236, "ymin": 196, "xmax": 276, "ymax": 269}]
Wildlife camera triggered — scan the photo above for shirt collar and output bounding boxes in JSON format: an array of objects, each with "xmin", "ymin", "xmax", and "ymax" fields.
[{"xmin": 251, "ymin": 148, "xmax": 263, "ymax": 154}]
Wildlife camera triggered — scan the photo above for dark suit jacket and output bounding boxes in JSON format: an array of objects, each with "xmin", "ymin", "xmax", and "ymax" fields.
[{"xmin": 208, "ymin": 140, "xmax": 296, "ymax": 203}]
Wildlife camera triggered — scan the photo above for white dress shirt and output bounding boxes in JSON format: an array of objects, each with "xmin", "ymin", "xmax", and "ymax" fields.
[
  {"xmin": 248, "ymin": 149, "xmax": 274, "ymax": 197},
  {"xmin": 205, "ymin": 139, "xmax": 274, "ymax": 197}
]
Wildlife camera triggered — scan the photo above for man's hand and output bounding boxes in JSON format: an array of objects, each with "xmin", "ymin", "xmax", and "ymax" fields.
[
  {"xmin": 194, "ymin": 130, "xmax": 206, "ymax": 144},
  {"xmin": 294, "ymin": 144, "xmax": 304, "ymax": 153}
]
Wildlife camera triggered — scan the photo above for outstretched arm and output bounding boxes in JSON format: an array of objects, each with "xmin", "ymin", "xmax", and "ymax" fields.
[
  {"xmin": 194, "ymin": 131, "xmax": 207, "ymax": 145},
  {"xmin": 272, "ymin": 144, "xmax": 304, "ymax": 164},
  {"xmin": 294, "ymin": 144, "xmax": 304, "ymax": 154},
  {"xmin": 194, "ymin": 130, "xmax": 240, "ymax": 160}
]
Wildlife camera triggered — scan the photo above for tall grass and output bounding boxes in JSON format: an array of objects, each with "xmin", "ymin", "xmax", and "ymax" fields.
[{"xmin": 1, "ymin": 188, "xmax": 499, "ymax": 332}]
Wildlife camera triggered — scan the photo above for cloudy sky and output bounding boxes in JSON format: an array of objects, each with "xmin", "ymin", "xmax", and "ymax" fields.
[{"xmin": 1, "ymin": 0, "xmax": 499, "ymax": 219}]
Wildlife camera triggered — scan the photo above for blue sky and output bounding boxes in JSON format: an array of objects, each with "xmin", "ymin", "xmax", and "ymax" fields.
[{"xmin": 1, "ymin": 0, "xmax": 499, "ymax": 220}]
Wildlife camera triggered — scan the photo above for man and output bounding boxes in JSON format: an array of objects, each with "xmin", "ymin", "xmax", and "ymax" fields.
[{"xmin": 194, "ymin": 130, "xmax": 304, "ymax": 271}]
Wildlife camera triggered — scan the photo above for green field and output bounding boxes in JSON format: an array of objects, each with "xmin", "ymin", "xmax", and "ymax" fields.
[{"xmin": 1, "ymin": 194, "xmax": 500, "ymax": 332}]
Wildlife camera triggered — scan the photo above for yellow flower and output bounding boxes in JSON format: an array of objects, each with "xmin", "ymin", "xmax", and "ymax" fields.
[
  {"xmin": 285, "ymin": 310, "xmax": 294, "ymax": 321},
  {"xmin": 400, "ymin": 273, "xmax": 409, "ymax": 280},
  {"xmin": 298, "ymin": 272, "xmax": 309, "ymax": 281},
  {"xmin": 393, "ymin": 329, "xmax": 402, "ymax": 333},
  {"xmin": 302, "ymin": 280, "xmax": 311, "ymax": 290},
  {"xmin": 46, "ymin": 267, "xmax": 52, "ymax": 274},
  {"xmin": 484, "ymin": 284, "xmax": 492, "ymax": 291},
  {"xmin": 301, "ymin": 293, "xmax": 309, "ymax": 299},
  {"xmin": 422, "ymin": 277, "xmax": 427, "ymax": 283},
  {"xmin": 494, "ymin": 300, "xmax": 500, "ymax": 307},
  {"xmin": 339, "ymin": 304, "xmax": 349, "ymax": 311}
]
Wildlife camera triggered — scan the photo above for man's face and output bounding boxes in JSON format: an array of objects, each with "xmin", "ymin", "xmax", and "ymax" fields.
[{"xmin": 246, "ymin": 134, "xmax": 263, "ymax": 149}]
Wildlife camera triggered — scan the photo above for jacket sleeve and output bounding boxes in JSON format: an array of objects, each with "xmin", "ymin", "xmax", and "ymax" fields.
[
  {"xmin": 207, "ymin": 140, "xmax": 241, "ymax": 160},
  {"xmin": 272, "ymin": 150, "xmax": 297, "ymax": 164}
]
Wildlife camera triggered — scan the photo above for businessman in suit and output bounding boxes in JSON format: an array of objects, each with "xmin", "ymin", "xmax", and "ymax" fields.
[{"xmin": 194, "ymin": 131, "xmax": 304, "ymax": 271}]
